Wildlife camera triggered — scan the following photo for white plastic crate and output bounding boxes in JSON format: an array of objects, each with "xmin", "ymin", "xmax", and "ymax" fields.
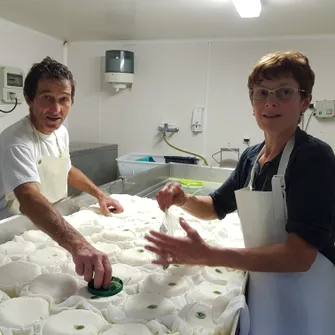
[{"xmin": 116, "ymin": 152, "xmax": 166, "ymax": 177}]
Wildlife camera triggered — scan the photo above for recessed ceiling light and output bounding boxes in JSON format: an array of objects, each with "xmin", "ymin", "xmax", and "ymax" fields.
[{"xmin": 232, "ymin": 0, "xmax": 262, "ymax": 18}]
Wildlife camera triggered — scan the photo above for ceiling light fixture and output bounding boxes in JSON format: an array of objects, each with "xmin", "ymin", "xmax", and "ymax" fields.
[{"xmin": 232, "ymin": 0, "xmax": 262, "ymax": 18}]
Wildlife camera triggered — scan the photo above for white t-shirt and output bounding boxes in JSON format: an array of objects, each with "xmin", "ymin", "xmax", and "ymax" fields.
[{"xmin": 0, "ymin": 116, "xmax": 71, "ymax": 219}]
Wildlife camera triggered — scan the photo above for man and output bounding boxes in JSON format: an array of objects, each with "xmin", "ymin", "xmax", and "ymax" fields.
[{"xmin": 0, "ymin": 57, "xmax": 123, "ymax": 289}]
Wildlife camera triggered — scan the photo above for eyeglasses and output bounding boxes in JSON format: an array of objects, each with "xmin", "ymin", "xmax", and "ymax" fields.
[{"xmin": 249, "ymin": 87, "xmax": 306, "ymax": 102}]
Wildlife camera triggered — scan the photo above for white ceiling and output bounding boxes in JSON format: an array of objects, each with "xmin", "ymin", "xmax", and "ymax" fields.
[{"xmin": 0, "ymin": 0, "xmax": 334, "ymax": 41}]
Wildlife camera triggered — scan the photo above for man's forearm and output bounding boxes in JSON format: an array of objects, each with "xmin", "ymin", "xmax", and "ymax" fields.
[
  {"xmin": 68, "ymin": 166, "xmax": 103, "ymax": 199},
  {"xmin": 181, "ymin": 195, "xmax": 217, "ymax": 220},
  {"xmin": 18, "ymin": 190, "xmax": 88, "ymax": 253}
]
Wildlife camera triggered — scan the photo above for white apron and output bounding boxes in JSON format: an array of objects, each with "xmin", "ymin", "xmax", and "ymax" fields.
[
  {"xmin": 235, "ymin": 137, "xmax": 335, "ymax": 335},
  {"xmin": 6, "ymin": 118, "xmax": 70, "ymax": 215}
]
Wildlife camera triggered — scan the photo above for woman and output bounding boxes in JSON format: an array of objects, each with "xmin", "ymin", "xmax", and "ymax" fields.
[{"xmin": 145, "ymin": 51, "xmax": 335, "ymax": 335}]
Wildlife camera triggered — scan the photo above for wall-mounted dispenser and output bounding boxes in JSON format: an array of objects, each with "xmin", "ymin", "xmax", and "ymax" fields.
[{"xmin": 105, "ymin": 50, "xmax": 134, "ymax": 92}]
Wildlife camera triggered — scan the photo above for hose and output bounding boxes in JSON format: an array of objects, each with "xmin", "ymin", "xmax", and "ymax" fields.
[
  {"xmin": 0, "ymin": 98, "xmax": 18, "ymax": 114},
  {"xmin": 304, "ymin": 108, "xmax": 316, "ymax": 132},
  {"xmin": 162, "ymin": 133, "xmax": 209, "ymax": 166}
]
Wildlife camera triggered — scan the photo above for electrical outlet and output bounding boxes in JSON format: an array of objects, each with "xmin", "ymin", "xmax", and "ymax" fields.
[
  {"xmin": 315, "ymin": 100, "xmax": 335, "ymax": 118},
  {"xmin": 191, "ymin": 108, "xmax": 204, "ymax": 133}
]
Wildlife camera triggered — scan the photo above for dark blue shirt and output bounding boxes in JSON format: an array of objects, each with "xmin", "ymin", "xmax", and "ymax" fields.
[{"xmin": 210, "ymin": 127, "xmax": 335, "ymax": 265}]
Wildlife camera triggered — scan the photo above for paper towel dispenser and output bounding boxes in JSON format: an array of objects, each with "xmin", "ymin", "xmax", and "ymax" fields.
[{"xmin": 105, "ymin": 50, "xmax": 134, "ymax": 92}]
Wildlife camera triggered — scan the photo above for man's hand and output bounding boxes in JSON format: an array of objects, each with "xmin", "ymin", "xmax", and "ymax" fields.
[
  {"xmin": 98, "ymin": 194, "xmax": 123, "ymax": 216},
  {"xmin": 68, "ymin": 167, "xmax": 124, "ymax": 215},
  {"xmin": 71, "ymin": 242, "xmax": 112, "ymax": 289}
]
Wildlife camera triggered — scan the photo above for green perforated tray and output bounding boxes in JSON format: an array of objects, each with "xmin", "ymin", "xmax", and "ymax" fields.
[
  {"xmin": 87, "ymin": 277, "xmax": 123, "ymax": 297},
  {"xmin": 180, "ymin": 179, "xmax": 204, "ymax": 188}
]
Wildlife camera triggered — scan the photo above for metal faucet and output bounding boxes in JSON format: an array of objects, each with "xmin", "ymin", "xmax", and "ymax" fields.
[
  {"xmin": 118, "ymin": 175, "xmax": 136, "ymax": 192},
  {"xmin": 158, "ymin": 122, "xmax": 179, "ymax": 135}
]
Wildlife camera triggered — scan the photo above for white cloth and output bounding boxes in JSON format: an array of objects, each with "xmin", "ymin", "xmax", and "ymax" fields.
[
  {"xmin": 214, "ymin": 295, "xmax": 249, "ymax": 335},
  {"xmin": 0, "ymin": 116, "xmax": 71, "ymax": 219},
  {"xmin": 234, "ymin": 137, "xmax": 335, "ymax": 335}
]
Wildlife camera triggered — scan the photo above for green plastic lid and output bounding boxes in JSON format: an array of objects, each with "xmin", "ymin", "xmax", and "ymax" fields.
[
  {"xmin": 180, "ymin": 179, "xmax": 203, "ymax": 187},
  {"xmin": 87, "ymin": 277, "xmax": 123, "ymax": 297}
]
